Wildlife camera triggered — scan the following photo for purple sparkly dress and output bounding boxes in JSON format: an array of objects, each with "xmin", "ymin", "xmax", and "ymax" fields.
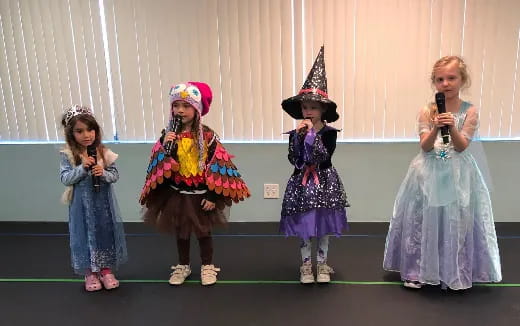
[{"xmin": 280, "ymin": 126, "xmax": 349, "ymax": 240}]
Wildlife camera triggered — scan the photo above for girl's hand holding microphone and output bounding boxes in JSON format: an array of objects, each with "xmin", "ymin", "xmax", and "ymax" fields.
[
  {"xmin": 434, "ymin": 112, "xmax": 455, "ymax": 129},
  {"xmin": 82, "ymin": 156, "xmax": 96, "ymax": 169},
  {"xmin": 163, "ymin": 131, "xmax": 177, "ymax": 144},
  {"xmin": 91, "ymin": 164, "xmax": 104, "ymax": 177},
  {"xmin": 296, "ymin": 119, "xmax": 313, "ymax": 135},
  {"xmin": 81, "ymin": 156, "xmax": 103, "ymax": 176}
]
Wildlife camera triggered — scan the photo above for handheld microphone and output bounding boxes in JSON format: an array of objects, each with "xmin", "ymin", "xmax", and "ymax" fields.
[
  {"xmin": 86, "ymin": 145, "xmax": 100, "ymax": 192},
  {"xmin": 164, "ymin": 115, "xmax": 183, "ymax": 156},
  {"xmin": 435, "ymin": 92, "xmax": 450, "ymax": 144},
  {"xmin": 298, "ymin": 118, "xmax": 311, "ymax": 136}
]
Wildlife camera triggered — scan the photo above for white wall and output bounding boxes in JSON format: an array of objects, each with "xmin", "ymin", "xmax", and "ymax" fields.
[{"xmin": 0, "ymin": 142, "xmax": 519, "ymax": 222}]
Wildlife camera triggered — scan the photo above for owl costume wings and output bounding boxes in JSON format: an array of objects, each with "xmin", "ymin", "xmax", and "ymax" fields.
[{"xmin": 139, "ymin": 127, "xmax": 250, "ymax": 206}]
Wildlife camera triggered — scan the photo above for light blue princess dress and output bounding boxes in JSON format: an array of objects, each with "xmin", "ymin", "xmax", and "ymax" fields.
[
  {"xmin": 383, "ymin": 101, "xmax": 501, "ymax": 290},
  {"xmin": 59, "ymin": 147, "xmax": 127, "ymax": 275}
]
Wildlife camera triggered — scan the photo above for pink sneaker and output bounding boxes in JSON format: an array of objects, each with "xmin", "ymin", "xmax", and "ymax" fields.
[
  {"xmin": 84, "ymin": 273, "xmax": 102, "ymax": 292},
  {"xmin": 99, "ymin": 270, "xmax": 120, "ymax": 290}
]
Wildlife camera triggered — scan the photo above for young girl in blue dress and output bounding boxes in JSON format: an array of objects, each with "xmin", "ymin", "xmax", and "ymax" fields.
[
  {"xmin": 383, "ymin": 56, "xmax": 502, "ymax": 290},
  {"xmin": 60, "ymin": 105, "xmax": 127, "ymax": 291}
]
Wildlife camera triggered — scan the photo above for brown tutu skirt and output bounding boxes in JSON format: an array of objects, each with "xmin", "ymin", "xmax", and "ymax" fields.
[{"xmin": 142, "ymin": 185, "xmax": 229, "ymax": 238}]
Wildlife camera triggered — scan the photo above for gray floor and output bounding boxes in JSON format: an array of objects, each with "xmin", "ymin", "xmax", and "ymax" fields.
[{"xmin": 0, "ymin": 222, "xmax": 519, "ymax": 326}]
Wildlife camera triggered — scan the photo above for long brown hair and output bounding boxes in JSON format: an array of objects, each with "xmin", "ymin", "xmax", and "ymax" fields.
[
  {"xmin": 191, "ymin": 111, "xmax": 208, "ymax": 171},
  {"xmin": 61, "ymin": 113, "xmax": 105, "ymax": 165}
]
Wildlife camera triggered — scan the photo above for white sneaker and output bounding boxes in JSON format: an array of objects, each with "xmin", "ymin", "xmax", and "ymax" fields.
[
  {"xmin": 201, "ymin": 264, "xmax": 220, "ymax": 286},
  {"xmin": 316, "ymin": 263, "xmax": 334, "ymax": 283},
  {"xmin": 403, "ymin": 280, "xmax": 422, "ymax": 289},
  {"xmin": 169, "ymin": 265, "xmax": 191, "ymax": 285},
  {"xmin": 300, "ymin": 262, "xmax": 314, "ymax": 284}
]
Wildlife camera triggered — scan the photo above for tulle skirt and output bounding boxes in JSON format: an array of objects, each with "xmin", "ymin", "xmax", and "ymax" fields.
[
  {"xmin": 383, "ymin": 150, "xmax": 502, "ymax": 289},
  {"xmin": 280, "ymin": 166, "xmax": 349, "ymax": 239},
  {"xmin": 142, "ymin": 185, "xmax": 229, "ymax": 239},
  {"xmin": 280, "ymin": 207, "xmax": 348, "ymax": 240}
]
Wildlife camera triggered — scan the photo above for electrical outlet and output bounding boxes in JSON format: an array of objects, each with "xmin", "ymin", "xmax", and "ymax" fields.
[{"xmin": 263, "ymin": 183, "xmax": 280, "ymax": 199}]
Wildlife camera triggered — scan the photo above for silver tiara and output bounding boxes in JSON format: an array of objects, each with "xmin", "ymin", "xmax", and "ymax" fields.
[{"xmin": 64, "ymin": 105, "xmax": 93, "ymax": 125}]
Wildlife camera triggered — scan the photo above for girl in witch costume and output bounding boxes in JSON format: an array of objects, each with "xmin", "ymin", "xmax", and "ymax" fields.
[
  {"xmin": 280, "ymin": 47, "xmax": 349, "ymax": 284},
  {"xmin": 140, "ymin": 82, "xmax": 250, "ymax": 286},
  {"xmin": 59, "ymin": 105, "xmax": 127, "ymax": 292}
]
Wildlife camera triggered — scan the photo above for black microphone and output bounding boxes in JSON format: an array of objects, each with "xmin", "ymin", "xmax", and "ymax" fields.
[
  {"xmin": 435, "ymin": 92, "xmax": 450, "ymax": 144},
  {"xmin": 164, "ymin": 115, "xmax": 183, "ymax": 156},
  {"xmin": 86, "ymin": 145, "xmax": 100, "ymax": 192},
  {"xmin": 298, "ymin": 118, "xmax": 311, "ymax": 136}
]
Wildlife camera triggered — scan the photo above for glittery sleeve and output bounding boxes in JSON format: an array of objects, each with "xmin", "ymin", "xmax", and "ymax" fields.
[
  {"xmin": 102, "ymin": 163, "xmax": 119, "ymax": 184},
  {"xmin": 320, "ymin": 129, "xmax": 337, "ymax": 157},
  {"xmin": 59, "ymin": 152, "xmax": 88, "ymax": 186},
  {"xmin": 288, "ymin": 129, "xmax": 335, "ymax": 167},
  {"xmin": 100, "ymin": 149, "xmax": 119, "ymax": 184},
  {"xmin": 303, "ymin": 129, "xmax": 334, "ymax": 165},
  {"xmin": 288, "ymin": 131, "xmax": 305, "ymax": 169}
]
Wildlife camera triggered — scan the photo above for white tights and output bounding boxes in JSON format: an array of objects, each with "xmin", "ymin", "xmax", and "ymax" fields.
[{"xmin": 300, "ymin": 236, "xmax": 329, "ymax": 264}]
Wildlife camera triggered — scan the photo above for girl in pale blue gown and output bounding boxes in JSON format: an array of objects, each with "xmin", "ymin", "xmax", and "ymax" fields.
[
  {"xmin": 59, "ymin": 105, "xmax": 127, "ymax": 292},
  {"xmin": 383, "ymin": 56, "xmax": 501, "ymax": 290}
]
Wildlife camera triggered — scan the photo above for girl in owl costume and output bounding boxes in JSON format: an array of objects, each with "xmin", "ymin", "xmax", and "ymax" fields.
[{"xmin": 140, "ymin": 82, "xmax": 250, "ymax": 286}]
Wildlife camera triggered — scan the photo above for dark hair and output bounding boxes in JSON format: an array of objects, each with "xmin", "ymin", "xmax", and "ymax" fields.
[{"xmin": 61, "ymin": 113, "xmax": 104, "ymax": 165}]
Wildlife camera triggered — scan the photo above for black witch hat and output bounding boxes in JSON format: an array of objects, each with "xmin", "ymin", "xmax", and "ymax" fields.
[{"xmin": 281, "ymin": 46, "xmax": 339, "ymax": 122}]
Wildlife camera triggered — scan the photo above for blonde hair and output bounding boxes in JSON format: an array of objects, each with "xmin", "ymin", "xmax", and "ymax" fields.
[
  {"xmin": 428, "ymin": 56, "xmax": 471, "ymax": 120},
  {"xmin": 431, "ymin": 55, "xmax": 471, "ymax": 90}
]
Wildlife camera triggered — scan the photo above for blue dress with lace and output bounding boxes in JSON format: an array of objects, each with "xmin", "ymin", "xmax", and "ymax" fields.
[
  {"xmin": 59, "ymin": 151, "xmax": 127, "ymax": 275},
  {"xmin": 383, "ymin": 101, "xmax": 501, "ymax": 289}
]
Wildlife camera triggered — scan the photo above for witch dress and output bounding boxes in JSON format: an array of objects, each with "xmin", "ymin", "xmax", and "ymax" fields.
[{"xmin": 280, "ymin": 125, "xmax": 349, "ymax": 240}]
